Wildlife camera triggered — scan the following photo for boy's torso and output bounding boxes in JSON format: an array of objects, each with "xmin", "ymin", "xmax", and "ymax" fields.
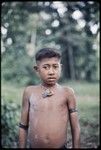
[{"xmin": 27, "ymin": 84, "xmax": 69, "ymax": 148}]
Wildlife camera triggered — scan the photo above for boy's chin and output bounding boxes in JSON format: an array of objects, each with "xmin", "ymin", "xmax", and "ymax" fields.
[{"xmin": 44, "ymin": 81, "xmax": 56, "ymax": 86}]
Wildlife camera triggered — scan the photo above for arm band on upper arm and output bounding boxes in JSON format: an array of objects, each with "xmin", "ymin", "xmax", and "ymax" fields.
[
  {"xmin": 19, "ymin": 123, "xmax": 28, "ymax": 130},
  {"xmin": 69, "ymin": 108, "xmax": 78, "ymax": 113}
]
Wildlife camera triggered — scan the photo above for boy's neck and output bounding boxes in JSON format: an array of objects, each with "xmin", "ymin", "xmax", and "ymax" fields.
[{"xmin": 41, "ymin": 82, "xmax": 57, "ymax": 88}]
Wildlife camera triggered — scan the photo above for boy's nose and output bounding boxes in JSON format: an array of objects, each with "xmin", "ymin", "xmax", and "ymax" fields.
[{"xmin": 48, "ymin": 68, "xmax": 55, "ymax": 75}]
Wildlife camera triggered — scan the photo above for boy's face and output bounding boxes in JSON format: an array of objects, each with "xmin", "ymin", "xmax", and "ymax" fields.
[{"xmin": 35, "ymin": 57, "xmax": 62, "ymax": 85}]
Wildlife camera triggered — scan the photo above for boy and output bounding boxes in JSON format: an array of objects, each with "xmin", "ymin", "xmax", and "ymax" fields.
[{"xmin": 18, "ymin": 48, "xmax": 80, "ymax": 148}]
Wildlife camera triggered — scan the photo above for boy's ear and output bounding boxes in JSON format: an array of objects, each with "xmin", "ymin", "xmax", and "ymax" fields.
[
  {"xmin": 60, "ymin": 64, "xmax": 63, "ymax": 69},
  {"xmin": 60, "ymin": 64, "xmax": 63, "ymax": 71},
  {"xmin": 33, "ymin": 66, "xmax": 38, "ymax": 71}
]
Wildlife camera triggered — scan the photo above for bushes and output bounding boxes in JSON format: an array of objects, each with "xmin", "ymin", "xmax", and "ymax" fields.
[{"xmin": 1, "ymin": 100, "xmax": 21, "ymax": 148}]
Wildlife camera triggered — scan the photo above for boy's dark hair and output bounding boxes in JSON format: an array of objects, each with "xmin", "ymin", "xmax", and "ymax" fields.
[{"xmin": 35, "ymin": 48, "xmax": 61, "ymax": 61}]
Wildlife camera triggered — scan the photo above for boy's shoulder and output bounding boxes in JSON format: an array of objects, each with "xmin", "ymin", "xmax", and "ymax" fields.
[
  {"xmin": 61, "ymin": 85, "xmax": 75, "ymax": 95},
  {"xmin": 23, "ymin": 85, "xmax": 39, "ymax": 93},
  {"xmin": 60, "ymin": 85, "xmax": 76, "ymax": 101}
]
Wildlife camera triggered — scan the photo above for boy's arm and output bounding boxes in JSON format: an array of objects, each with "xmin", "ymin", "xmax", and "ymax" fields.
[
  {"xmin": 19, "ymin": 87, "xmax": 30, "ymax": 148},
  {"xmin": 66, "ymin": 88, "xmax": 80, "ymax": 148}
]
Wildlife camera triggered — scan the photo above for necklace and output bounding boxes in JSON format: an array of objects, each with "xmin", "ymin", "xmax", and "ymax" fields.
[{"xmin": 41, "ymin": 84, "xmax": 54, "ymax": 98}]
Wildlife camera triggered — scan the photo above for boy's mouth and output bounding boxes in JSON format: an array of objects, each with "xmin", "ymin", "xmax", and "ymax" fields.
[
  {"xmin": 47, "ymin": 77, "xmax": 56, "ymax": 80},
  {"xmin": 47, "ymin": 78, "xmax": 57, "ymax": 83}
]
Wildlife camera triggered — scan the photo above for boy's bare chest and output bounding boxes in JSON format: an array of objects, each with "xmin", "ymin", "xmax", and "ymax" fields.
[{"xmin": 29, "ymin": 91, "xmax": 67, "ymax": 112}]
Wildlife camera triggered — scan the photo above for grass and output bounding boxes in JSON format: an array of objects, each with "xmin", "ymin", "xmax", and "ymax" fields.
[
  {"xmin": 1, "ymin": 80, "xmax": 100, "ymax": 148},
  {"xmin": 63, "ymin": 80, "xmax": 99, "ymax": 96},
  {"xmin": 1, "ymin": 81, "xmax": 24, "ymax": 105}
]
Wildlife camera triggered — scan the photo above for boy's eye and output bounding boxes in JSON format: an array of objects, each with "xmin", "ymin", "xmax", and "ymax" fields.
[
  {"xmin": 43, "ymin": 66, "xmax": 49, "ymax": 69},
  {"xmin": 53, "ymin": 66, "xmax": 59, "ymax": 69}
]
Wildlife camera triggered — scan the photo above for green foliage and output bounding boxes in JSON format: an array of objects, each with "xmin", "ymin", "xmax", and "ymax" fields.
[
  {"xmin": 1, "ymin": 46, "xmax": 39, "ymax": 86},
  {"xmin": 1, "ymin": 2, "xmax": 100, "ymax": 85},
  {"xmin": 1, "ymin": 100, "xmax": 20, "ymax": 148}
]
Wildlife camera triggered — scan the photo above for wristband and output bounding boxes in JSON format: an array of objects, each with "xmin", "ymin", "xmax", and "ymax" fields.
[
  {"xmin": 69, "ymin": 108, "xmax": 78, "ymax": 113},
  {"xmin": 19, "ymin": 123, "xmax": 28, "ymax": 130}
]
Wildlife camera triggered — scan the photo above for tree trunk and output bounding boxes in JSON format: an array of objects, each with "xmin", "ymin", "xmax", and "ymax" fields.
[{"xmin": 68, "ymin": 46, "xmax": 75, "ymax": 80}]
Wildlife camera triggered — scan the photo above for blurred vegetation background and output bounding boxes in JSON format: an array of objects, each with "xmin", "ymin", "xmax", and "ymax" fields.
[{"xmin": 1, "ymin": 1, "xmax": 100, "ymax": 148}]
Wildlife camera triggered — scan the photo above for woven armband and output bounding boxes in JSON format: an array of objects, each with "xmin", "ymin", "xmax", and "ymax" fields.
[
  {"xmin": 69, "ymin": 108, "xmax": 78, "ymax": 113},
  {"xmin": 19, "ymin": 123, "xmax": 28, "ymax": 130}
]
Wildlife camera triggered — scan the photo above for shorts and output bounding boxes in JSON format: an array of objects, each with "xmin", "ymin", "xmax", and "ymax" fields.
[{"xmin": 60, "ymin": 145, "xmax": 67, "ymax": 149}]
